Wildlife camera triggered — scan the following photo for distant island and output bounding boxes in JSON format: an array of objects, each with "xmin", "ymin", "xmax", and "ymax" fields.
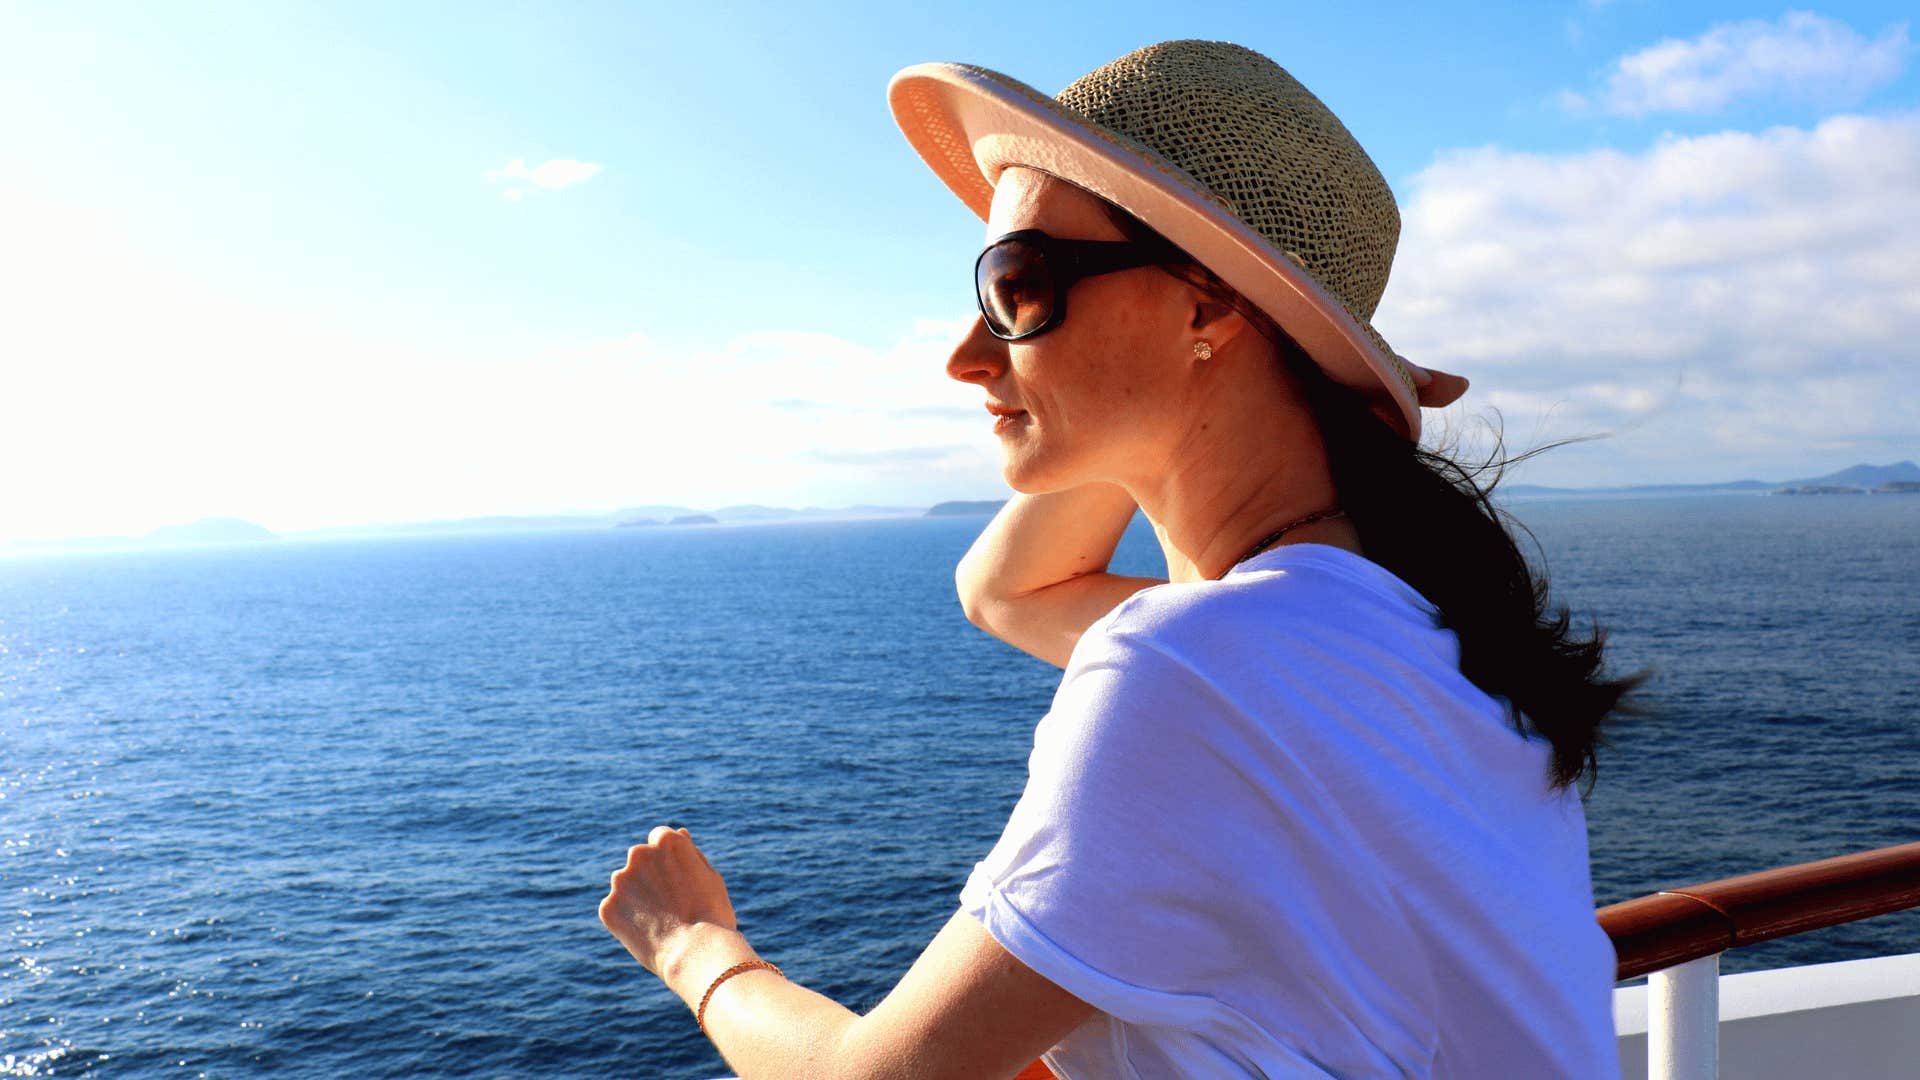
[
  {"xmin": 284, "ymin": 503, "xmax": 927, "ymax": 541},
  {"xmin": 1499, "ymin": 461, "xmax": 1920, "ymax": 500},
  {"xmin": 8, "ymin": 460, "xmax": 1914, "ymax": 560},
  {"xmin": 1, "ymin": 505, "xmax": 924, "ymax": 557},
  {"xmin": 145, "ymin": 517, "xmax": 278, "ymax": 545},
  {"xmin": 1769, "ymin": 464, "xmax": 1920, "ymax": 495},
  {"xmin": 925, "ymin": 500, "xmax": 1008, "ymax": 517},
  {"xmin": 1776, "ymin": 461, "xmax": 1920, "ymax": 490},
  {"xmin": 1776, "ymin": 481, "xmax": 1920, "ymax": 495},
  {"xmin": 0, "ymin": 516, "xmax": 281, "ymax": 556}
]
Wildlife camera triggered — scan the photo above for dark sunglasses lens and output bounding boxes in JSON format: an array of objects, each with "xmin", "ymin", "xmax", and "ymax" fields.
[{"xmin": 976, "ymin": 239, "xmax": 1055, "ymax": 338}]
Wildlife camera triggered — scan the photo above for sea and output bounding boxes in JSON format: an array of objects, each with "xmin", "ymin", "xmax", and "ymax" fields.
[{"xmin": 3, "ymin": 494, "xmax": 1917, "ymax": 1078}]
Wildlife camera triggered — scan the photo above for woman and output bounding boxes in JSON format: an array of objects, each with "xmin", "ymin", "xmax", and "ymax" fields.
[{"xmin": 599, "ymin": 40, "xmax": 1642, "ymax": 1078}]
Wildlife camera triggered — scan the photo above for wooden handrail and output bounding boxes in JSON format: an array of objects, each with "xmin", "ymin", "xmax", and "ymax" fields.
[{"xmin": 1597, "ymin": 840, "xmax": 1920, "ymax": 980}]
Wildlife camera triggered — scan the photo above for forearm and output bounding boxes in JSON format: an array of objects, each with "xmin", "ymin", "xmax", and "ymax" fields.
[
  {"xmin": 663, "ymin": 923, "xmax": 863, "ymax": 1080},
  {"xmin": 956, "ymin": 482, "xmax": 1139, "ymax": 604},
  {"xmin": 956, "ymin": 483, "xmax": 1167, "ymax": 667}
]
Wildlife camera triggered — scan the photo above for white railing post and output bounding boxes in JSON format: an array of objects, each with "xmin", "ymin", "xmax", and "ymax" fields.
[{"xmin": 1646, "ymin": 952, "xmax": 1720, "ymax": 1079}]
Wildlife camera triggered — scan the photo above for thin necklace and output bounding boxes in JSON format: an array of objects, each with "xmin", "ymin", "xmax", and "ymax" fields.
[{"xmin": 1228, "ymin": 506, "xmax": 1347, "ymax": 576}]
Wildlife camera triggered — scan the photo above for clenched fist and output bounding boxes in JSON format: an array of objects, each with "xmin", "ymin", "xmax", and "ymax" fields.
[{"xmin": 599, "ymin": 825, "xmax": 739, "ymax": 979}]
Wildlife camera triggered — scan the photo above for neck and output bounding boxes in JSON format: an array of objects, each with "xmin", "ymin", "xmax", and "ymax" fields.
[{"xmin": 1118, "ymin": 368, "xmax": 1360, "ymax": 583}]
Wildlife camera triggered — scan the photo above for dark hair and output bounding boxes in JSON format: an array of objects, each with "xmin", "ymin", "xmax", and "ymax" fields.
[{"xmin": 1098, "ymin": 198, "xmax": 1650, "ymax": 797}]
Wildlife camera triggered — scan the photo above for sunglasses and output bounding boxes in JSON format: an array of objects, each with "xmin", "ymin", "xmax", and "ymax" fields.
[{"xmin": 974, "ymin": 227, "xmax": 1188, "ymax": 341}]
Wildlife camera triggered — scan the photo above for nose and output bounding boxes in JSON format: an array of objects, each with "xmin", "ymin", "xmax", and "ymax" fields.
[{"xmin": 946, "ymin": 314, "xmax": 1008, "ymax": 386}]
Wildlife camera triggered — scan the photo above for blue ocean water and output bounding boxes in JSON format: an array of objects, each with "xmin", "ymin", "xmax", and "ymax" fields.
[{"xmin": 3, "ymin": 495, "xmax": 1916, "ymax": 1078}]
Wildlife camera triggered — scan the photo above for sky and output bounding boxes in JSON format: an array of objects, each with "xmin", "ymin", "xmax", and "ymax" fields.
[{"xmin": 1, "ymin": 1, "xmax": 1915, "ymax": 541}]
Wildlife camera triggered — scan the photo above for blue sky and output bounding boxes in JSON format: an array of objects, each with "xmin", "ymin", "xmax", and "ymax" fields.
[{"xmin": 2, "ymin": 1, "xmax": 1915, "ymax": 540}]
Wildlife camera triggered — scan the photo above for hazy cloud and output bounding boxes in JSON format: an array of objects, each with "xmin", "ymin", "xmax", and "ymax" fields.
[
  {"xmin": 897, "ymin": 405, "xmax": 984, "ymax": 421},
  {"xmin": 484, "ymin": 156, "xmax": 604, "ymax": 201},
  {"xmin": 1559, "ymin": 11, "xmax": 1910, "ymax": 116},
  {"xmin": 794, "ymin": 445, "xmax": 975, "ymax": 466},
  {"xmin": 0, "ymin": 196, "xmax": 1001, "ymax": 542},
  {"xmin": 1380, "ymin": 109, "xmax": 1920, "ymax": 484}
]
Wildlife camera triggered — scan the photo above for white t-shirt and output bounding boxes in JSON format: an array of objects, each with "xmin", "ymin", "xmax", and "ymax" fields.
[{"xmin": 959, "ymin": 543, "xmax": 1620, "ymax": 1079}]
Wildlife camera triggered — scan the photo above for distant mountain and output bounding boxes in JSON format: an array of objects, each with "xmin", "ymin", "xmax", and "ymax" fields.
[
  {"xmin": 296, "ymin": 514, "xmax": 613, "ymax": 539},
  {"xmin": 145, "ymin": 517, "xmax": 277, "ymax": 546},
  {"xmin": 926, "ymin": 500, "xmax": 1008, "ymax": 517},
  {"xmin": 23, "ymin": 461, "xmax": 1909, "ymax": 558},
  {"xmin": 609, "ymin": 505, "xmax": 702, "ymax": 522},
  {"xmin": 709, "ymin": 505, "xmax": 924, "ymax": 523},
  {"xmin": 1498, "ymin": 461, "xmax": 1919, "ymax": 500},
  {"xmin": 711, "ymin": 504, "xmax": 792, "ymax": 522},
  {"xmin": 1785, "ymin": 461, "xmax": 1920, "ymax": 488},
  {"xmin": 288, "ymin": 504, "xmax": 923, "ymax": 540},
  {"xmin": 1, "ymin": 517, "xmax": 277, "ymax": 557},
  {"xmin": 1501, "ymin": 479, "xmax": 1772, "ymax": 497}
]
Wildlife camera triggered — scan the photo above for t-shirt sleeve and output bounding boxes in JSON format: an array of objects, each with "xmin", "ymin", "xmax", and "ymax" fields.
[{"xmin": 958, "ymin": 616, "xmax": 1284, "ymax": 1030}]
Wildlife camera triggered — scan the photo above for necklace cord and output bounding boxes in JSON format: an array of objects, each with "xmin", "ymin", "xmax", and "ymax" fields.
[{"xmin": 1230, "ymin": 507, "xmax": 1347, "ymax": 574}]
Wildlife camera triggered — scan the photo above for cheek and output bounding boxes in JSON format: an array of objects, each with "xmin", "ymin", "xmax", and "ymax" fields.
[
  {"xmin": 1083, "ymin": 285, "xmax": 1176, "ymax": 402},
  {"xmin": 1075, "ymin": 360, "xmax": 1143, "ymax": 424},
  {"xmin": 1071, "ymin": 335, "xmax": 1167, "ymax": 429},
  {"xmin": 1025, "ymin": 366, "xmax": 1160, "ymax": 469},
  {"xmin": 1017, "ymin": 284, "xmax": 1171, "ymax": 435}
]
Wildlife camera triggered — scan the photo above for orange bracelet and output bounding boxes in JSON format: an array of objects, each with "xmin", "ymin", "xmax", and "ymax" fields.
[{"xmin": 696, "ymin": 959, "xmax": 786, "ymax": 1036}]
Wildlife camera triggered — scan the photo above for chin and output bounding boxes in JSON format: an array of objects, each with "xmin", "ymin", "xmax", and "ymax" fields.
[
  {"xmin": 1003, "ymin": 472, "xmax": 1050, "ymax": 496},
  {"xmin": 999, "ymin": 447, "xmax": 1080, "ymax": 496}
]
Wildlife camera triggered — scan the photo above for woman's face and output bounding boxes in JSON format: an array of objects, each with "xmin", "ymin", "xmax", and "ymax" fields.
[{"xmin": 947, "ymin": 166, "xmax": 1212, "ymax": 495}]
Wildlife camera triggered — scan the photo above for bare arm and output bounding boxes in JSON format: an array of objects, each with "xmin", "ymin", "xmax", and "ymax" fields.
[
  {"xmin": 955, "ymin": 483, "xmax": 1168, "ymax": 669},
  {"xmin": 607, "ymin": 830, "xmax": 1093, "ymax": 1080},
  {"xmin": 661, "ymin": 914, "xmax": 1096, "ymax": 1080}
]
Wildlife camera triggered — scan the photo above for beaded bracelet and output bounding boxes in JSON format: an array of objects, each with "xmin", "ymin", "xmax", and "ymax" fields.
[{"xmin": 696, "ymin": 959, "xmax": 786, "ymax": 1036}]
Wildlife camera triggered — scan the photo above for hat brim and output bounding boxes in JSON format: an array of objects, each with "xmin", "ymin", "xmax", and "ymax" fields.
[{"xmin": 888, "ymin": 61, "xmax": 1466, "ymax": 441}]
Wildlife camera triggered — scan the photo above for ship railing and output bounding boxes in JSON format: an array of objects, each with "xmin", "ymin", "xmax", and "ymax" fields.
[
  {"xmin": 709, "ymin": 840, "xmax": 1920, "ymax": 1080},
  {"xmin": 1596, "ymin": 839, "xmax": 1920, "ymax": 1080}
]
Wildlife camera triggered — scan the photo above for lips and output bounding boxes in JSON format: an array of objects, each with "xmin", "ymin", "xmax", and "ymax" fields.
[
  {"xmin": 987, "ymin": 402, "xmax": 1028, "ymax": 436},
  {"xmin": 990, "ymin": 399, "xmax": 1036, "ymax": 432}
]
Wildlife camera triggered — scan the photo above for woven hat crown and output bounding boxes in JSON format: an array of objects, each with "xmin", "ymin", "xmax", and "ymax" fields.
[{"xmin": 1052, "ymin": 40, "xmax": 1400, "ymax": 324}]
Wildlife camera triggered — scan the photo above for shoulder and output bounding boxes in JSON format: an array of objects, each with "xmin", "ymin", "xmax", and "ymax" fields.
[
  {"xmin": 1054, "ymin": 547, "xmax": 1452, "ymax": 734},
  {"xmin": 1077, "ymin": 544, "xmax": 1421, "ymax": 664},
  {"xmin": 1049, "ymin": 568, "xmax": 1317, "ymax": 724}
]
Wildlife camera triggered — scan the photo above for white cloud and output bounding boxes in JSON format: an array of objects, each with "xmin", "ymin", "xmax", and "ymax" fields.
[
  {"xmin": 1564, "ymin": 11, "xmax": 1910, "ymax": 117},
  {"xmin": 17, "ymin": 96, "xmax": 1917, "ymax": 538},
  {"xmin": 0, "ymin": 189, "xmax": 998, "ymax": 542},
  {"xmin": 484, "ymin": 156, "xmax": 604, "ymax": 200},
  {"xmin": 1378, "ymin": 109, "xmax": 1920, "ymax": 485}
]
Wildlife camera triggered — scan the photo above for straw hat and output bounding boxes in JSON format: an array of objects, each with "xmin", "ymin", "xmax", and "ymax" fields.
[{"xmin": 887, "ymin": 39, "xmax": 1468, "ymax": 441}]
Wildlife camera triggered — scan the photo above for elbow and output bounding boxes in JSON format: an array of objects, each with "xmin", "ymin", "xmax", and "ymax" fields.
[
  {"xmin": 957, "ymin": 585, "xmax": 998, "ymax": 633},
  {"xmin": 954, "ymin": 558, "xmax": 995, "ymax": 631},
  {"xmin": 824, "ymin": 1015, "xmax": 916, "ymax": 1080}
]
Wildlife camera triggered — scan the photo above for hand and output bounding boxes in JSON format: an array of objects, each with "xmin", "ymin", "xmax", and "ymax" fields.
[{"xmin": 599, "ymin": 825, "xmax": 739, "ymax": 979}]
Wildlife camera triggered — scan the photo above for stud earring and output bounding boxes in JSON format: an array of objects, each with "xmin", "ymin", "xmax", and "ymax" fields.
[{"xmin": 1193, "ymin": 340, "xmax": 1213, "ymax": 360}]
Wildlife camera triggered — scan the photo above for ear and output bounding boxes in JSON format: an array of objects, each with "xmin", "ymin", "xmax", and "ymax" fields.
[{"xmin": 1188, "ymin": 298, "xmax": 1252, "ymax": 354}]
